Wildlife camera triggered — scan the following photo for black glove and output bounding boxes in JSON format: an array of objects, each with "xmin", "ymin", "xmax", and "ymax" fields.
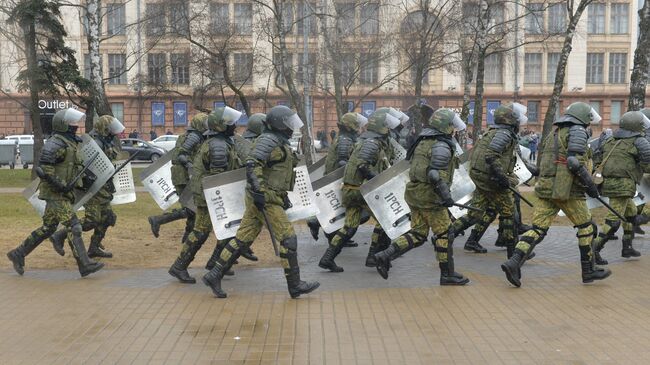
[
  {"xmin": 282, "ymin": 195, "xmax": 292, "ymax": 210},
  {"xmin": 82, "ymin": 175, "xmax": 96, "ymax": 191},
  {"xmin": 585, "ymin": 182, "xmax": 599, "ymax": 199},
  {"xmin": 250, "ymin": 190, "xmax": 266, "ymax": 211},
  {"xmin": 567, "ymin": 156, "xmax": 599, "ymax": 199}
]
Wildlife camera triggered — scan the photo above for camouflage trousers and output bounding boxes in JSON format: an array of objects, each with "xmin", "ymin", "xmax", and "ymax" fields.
[
  {"xmin": 593, "ymin": 197, "xmax": 637, "ymax": 250},
  {"xmin": 177, "ymin": 206, "xmax": 230, "ymax": 265},
  {"xmin": 80, "ymin": 202, "xmax": 117, "ymax": 248},
  {"xmin": 465, "ymin": 188, "xmax": 523, "ymax": 245},
  {"xmin": 19, "ymin": 200, "xmax": 78, "ymax": 256},
  {"xmin": 330, "ymin": 205, "xmax": 385, "ymax": 250},
  {"xmin": 394, "ymin": 207, "xmax": 451, "ymax": 263},
  {"xmin": 515, "ymin": 198, "xmax": 594, "ymax": 259},
  {"xmin": 452, "ymin": 188, "xmax": 516, "ymax": 246}
]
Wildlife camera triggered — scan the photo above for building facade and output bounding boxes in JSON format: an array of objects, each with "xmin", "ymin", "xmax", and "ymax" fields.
[{"xmin": 0, "ymin": 0, "xmax": 643, "ymax": 137}]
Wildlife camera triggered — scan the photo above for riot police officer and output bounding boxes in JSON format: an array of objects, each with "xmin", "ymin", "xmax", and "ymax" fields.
[
  {"xmin": 374, "ymin": 108, "xmax": 469, "ymax": 285},
  {"xmin": 7, "ymin": 108, "xmax": 104, "ymax": 277},
  {"xmin": 233, "ymin": 113, "xmax": 266, "ymax": 164},
  {"xmin": 147, "ymin": 113, "xmax": 208, "ymax": 244},
  {"xmin": 168, "ymin": 107, "xmax": 242, "ymax": 283},
  {"xmin": 592, "ymin": 111, "xmax": 650, "ymax": 264},
  {"xmin": 501, "ymin": 102, "xmax": 611, "ymax": 287},
  {"xmin": 202, "ymin": 106, "xmax": 320, "ymax": 298},
  {"xmin": 49, "ymin": 115, "xmax": 125, "ymax": 259}
]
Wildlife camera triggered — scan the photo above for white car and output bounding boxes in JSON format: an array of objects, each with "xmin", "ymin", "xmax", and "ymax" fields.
[
  {"xmin": 5, "ymin": 135, "xmax": 34, "ymax": 144},
  {"xmin": 151, "ymin": 135, "xmax": 179, "ymax": 151},
  {"xmin": 289, "ymin": 134, "xmax": 322, "ymax": 153}
]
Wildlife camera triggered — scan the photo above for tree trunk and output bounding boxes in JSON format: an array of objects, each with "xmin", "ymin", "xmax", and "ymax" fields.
[
  {"xmin": 23, "ymin": 21, "xmax": 42, "ymax": 178},
  {"xmin": 628, "ymin": 0, "xmax": 650, "ymax": 110},
  {"xmin": 472, "ymin": 48, "xmax": 486, "ymax": 143},
  {"xmin": 460, "ymin": 53, "xmax": 474, "ymax": 122},
  {"xmin": 86, "ymin": 0, "xmax": 112, "ymax": 124}
]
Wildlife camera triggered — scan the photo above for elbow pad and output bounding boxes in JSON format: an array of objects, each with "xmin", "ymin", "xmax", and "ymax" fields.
[{"xmin": 246, "ymin": 160, "xmax": 261, "ymax": 192}]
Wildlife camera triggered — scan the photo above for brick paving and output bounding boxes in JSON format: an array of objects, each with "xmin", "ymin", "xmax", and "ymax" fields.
[{"xmin": 2, "ymin": 225, "xmax": 650, "ymax": 364}]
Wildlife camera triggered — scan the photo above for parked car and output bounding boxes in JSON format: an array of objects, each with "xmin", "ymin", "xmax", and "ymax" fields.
[
  {"xmin": 5, "ymin": 135, "xmax": 34, "ymax": 143},
  {"xmin": 120, "ymin": 138, "xmax": 166, "ymax": 162},
  {"xmin": 151, "ymin": 135, "xmax": 179, "ymax": 151},
  {"xmin": 289, "ymin": 133, "xmax": 322, "ymax": 154}
]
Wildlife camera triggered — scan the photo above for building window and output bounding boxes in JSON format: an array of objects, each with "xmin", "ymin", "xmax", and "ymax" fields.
[
  {"xmin": 548, "ymin": 3, "xmax": 567, "ymax": 33},
  {"xmin": 111, "ymin": 103, "xmax": 124, "ymax": 123},
  {"xmin": 586, "ymin": 53, "xmax": 604, "ymax": 84},
  {"xmin": 360, "ymin": 2, "xmax": 379, "ymax": 35},
  {"xmin": 170, "ymin": 53, "xmax": 190, "ymax": 85},
  {"xmin": 146, "ymin": 3, "xmax": 166, "ymax": 36},
  {"xmin": 359, "ymin": 53, "xmax": 378, "ymax": 84},
  {"xmin": 611, "ymin": 100, "xmax": 623, "ymax": 123},
  {"xmin": 610, "ymin": 3, "xmax": 629, "ymax": 34},
  {"xmin": 106, "ymin": 3, "xmax": 126, "ymax": 36},
  {"xmin": 547, "ymin": 52, "xmax": 560, "ymax": 83},
  {"xmin": 148, "ymin": 53, "xmax": 167, "ymax": 84},
  {"xmin": 335, "ymin": 2, "xmax": 355, "ymax": 35},
  {"xmin": 169, "ymin": 2, "xmax": 189, "ymax": 37},
  {"xmin": 296, "ymin": 2, "xmax": 318, "ymax": 35},
  {"xmin": 525, "ymin": 3, "xmax": 544, "ymax": 35},
  {"xmin": 340, "ymin": 53, "xmax": 355, "ymax": 83},
  {"xmin": 609, "ymin": 53, "xmax": 627, "ymax": 84},
  {"xmin": 273, "ymin": 52, "xmax": 289, "ymax": 85},
  {"xmin": 527, "ymin": 101, "xmax": 540, "ymax": 123},
  {"xmin": 233, "ymin": 53, "xmax": 253, "ymax": 84},
  {"xmin": 488, "ymin": 4, "xmax": 505, "ymax": 33},
  {"xmin": 108, "ymin": 54, "xmax": 127, "ymax": 84},
  {"xmin": 589, "ymin": 101, "xmax": 602, "ymax": 122},
  {"xmin": 411, "ymin": 67, "xmax": 429, "ymax": 86},
  {"xmin": 296, "ymin": 53, "xmax": 317, "ymax": 85},
  {"xmin": 484, "ymin": 54, "xmax": 502, "ymax": 84},
  {"xmin": 210, "ymin": 3, "xmax": 229, "ymax": 34},
  {"xmin": 587, "ymin": 3, "xmax": 605, "ymax": 34},
  {"xmin": 524, "ymin": 53, "xmax": 542, "ymax": 84},
  {"xmin": 234, "ymin": 3, "xmax": 252, "ymax": 35}
]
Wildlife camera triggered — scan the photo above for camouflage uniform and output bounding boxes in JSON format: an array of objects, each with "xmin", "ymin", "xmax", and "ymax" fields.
[
  {"xmin": 148, "ymin": 114, "xmax": 208, "ymax": 243},
  {"xmin": 202, "ymin": 105, "xmax": 319, "ymax": 299},
  {"xmin": 501, "ymin": 102, "xmax": 611, "ymax": 287},
  {"xmin": 168, "ymin": 108, "xmax": 240, "ymax": 284},
  {"xmin": 591, "ymin": 111, "xmax": 650, "ymax": 264},
  {"xmin": 373, "ymin": 108, "xmax": 469, "ymax": 285},
  {"xmin": 7, "ymin": 109, "xmax": 103, "ymax": 277}
]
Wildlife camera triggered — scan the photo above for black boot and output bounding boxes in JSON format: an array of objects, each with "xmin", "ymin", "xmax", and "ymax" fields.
[
  {"xmin": 49, "ymin": 228, "xmax": 67, "ymax": 256},
  {"xmin": 307, "ymin": 218, "xmax": 320, "ymax": 241},
  {"xmin": 318, "ymin": 244, "xmax": 344, "ymax": 272},
  {"xmin": 463, "ymin": 228, "xmax": 488, "ymax": 253},
  {"xmin": 202, "ymin": 242, "xmax": 242, "ymax": 298},
  {"xmin": 240, "ymin": 247, "xmax": 258, "ymax": 261},
  {"xmin": 581, "ymin": 260, "xmax": 612, "ymax": 283},
  {"xmin": 286, "ymin": 267, "xmax": 320, "ymax": 298},
  {"xmin": 634, "ymin": 225, "xmax": 646, "ymax": 235},
  {"xmin": 69, "ymin": 233, "xmax": 104, "ymax": 277},
  {"xmin": 205, "ymin": 242, "xmax": 234, "ymax": 276},
  {"xmin": 168, "ymin": 232, "xmax": 207, "ymax": 284},
  {"xmin": 181, "ymin": 210, "xmax": 195, "ymax": 244},
  {"xmin": 593, "ymin": 238, "xmax": 608, "ymax": 265},
  {"xmin": 88, "ymin": 234, "xmax": 112, "ymax": 258},
  {"xmin": 439, "ymin": 260, "xmax": 469, "ymax": 286},
  {"xmin": 622, "ymin": 238, "xmax": 641, "ymax": 258},
  {"xmin": 374, "ymin": 243, "xmax": 400, "ymax": 280},
  {"xmin": 148, "ymin": 209, "xmax": 188, "ymax": 238},
  {"xmin": 365, "ymin": 244, "xmax": 379, "ymax": 267},
  {"xmin": 501, "ymin": 248, "xmax": 527, "ymax": 287},
  {"xmin": 342, "ymin": 240, "xmax": 359, "ymax": 248},
  {"xmin": 8, "ymin": 228, "xmax": 53, "ymax": 275}
]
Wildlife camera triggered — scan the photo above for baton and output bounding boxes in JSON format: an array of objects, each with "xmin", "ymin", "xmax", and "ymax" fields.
[
  {"xmin": 596, "ymin": 196, "xmax": 626, "ymax": 222},
  {"xmin": 107, "ymin": 150, "xmax": 142, "ymax": 180},
  {"xmin": 453, "ymin": 203, "xmax": 484, "ymax": 213},
  {"xmin": 260, "ymin": 207, "xmax": 280, "ymax": 257},
  {"xmin": 65, "ymin": 151, "xmax": 100, "ymax": 190},
  {"xmin": 508, "ymin": 185, "xmax": 534, "ymax": 207}
]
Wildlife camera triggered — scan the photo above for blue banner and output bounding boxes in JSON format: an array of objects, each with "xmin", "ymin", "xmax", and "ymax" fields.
[
  {"xmin": 361, "ymin": 101, "xmax": 376, "ymax": 117},
  {"xmin": 467, "ymin": 101, "xmax": 475, "ymax": 125},
  {"xmin": 213, "ymin": 101, "xmax": 225, "ymax": 110},
  {"xmin": 151, "ymin": 102, "xmax": 165, "ymax": 126},
  {"xmin": 346, "ymin": 101, "xmax": 354, "ymax": 112},
  {"xmin": 173, "ymin": 102, "xmax": 187, "ymax": 126},
  {"xmin": 487, "ymin": 101, "xmax": 501, "ymax": 125}
]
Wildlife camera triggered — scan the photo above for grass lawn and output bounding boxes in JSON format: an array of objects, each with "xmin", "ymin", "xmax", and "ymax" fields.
[{"xmin": 0, "ymin": 167, "xmax": 147, "ymax": 188}]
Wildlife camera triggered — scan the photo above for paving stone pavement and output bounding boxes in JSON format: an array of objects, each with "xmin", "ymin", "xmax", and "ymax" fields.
[{"xmin": 2, "ymin": 224, "xmax": 650, "ymax": 364}]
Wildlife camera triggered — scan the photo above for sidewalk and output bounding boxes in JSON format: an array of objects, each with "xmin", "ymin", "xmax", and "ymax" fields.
[{"xmin": 2, "ymin": 226, "xmax": 650, "ymax": 364}]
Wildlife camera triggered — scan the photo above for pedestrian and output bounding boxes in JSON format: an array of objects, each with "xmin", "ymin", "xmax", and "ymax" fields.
[
  {"xmin": 330, "ymin": 129, "xmax": 336, "ymax": 141},
  {"xmin": 528, "ymin": 133, "xmax": 538, "ymax": 161},
  {"xmin": 149, "ymin": 129, "xmax": 157, "ymax": 141},
  {"xmin": 128, "ymin": 129, "xmax": 137, "ymax": 139},
  {"xmin": 166, "ymin": 129, "xmax": 173, "ymax": 135}
]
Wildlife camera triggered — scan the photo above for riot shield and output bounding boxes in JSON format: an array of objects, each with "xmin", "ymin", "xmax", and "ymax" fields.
[
  {"xmin": 139, "ymin": 150, "xmax": 178, "ymax": 210},
  {"xmin": 307, "ymin": 156, "xmax": 327, "ymax": 182},
  {"xmin": 72, "ymin": 135, "xmax": 116, "ymax": 211},
  {"xmin": 389, "ymin": 137, "xmax": 407, "ymax": 162},
  {"xmin": 111, "ymin": 159, "xmax": 136, "ymax": 205},
  {"xmin": 513, "ymin": 154, "xmax": 533, "ymax": 185},
  {"xmin": 179, "ymin": 184, "xmax": 197, "ymax": 213},
  {"xmin": 23, "ymin": 178, "xmax": 46, "ymax": 217},
  {"xmin": 285, "ymin": 163, "xmax": 320, "ymax": 222},
  {"xmin": 312, "ymin": 167, "xmax": 346, "ymax": 233},
  {"xmin": 559, "ymin": 175, "xmax": 650, "ymax": 216},
  {"xmin": 203, "ymin": 168, "xmax": 247, "ymax": 239}
]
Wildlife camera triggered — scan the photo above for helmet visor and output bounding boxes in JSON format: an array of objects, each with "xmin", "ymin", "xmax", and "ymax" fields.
[
  {"xmin": 223, "ymin": 106, "xmax": 242, "ymax": 125},
  {"xmin": 512, "ymin": 102, "xmax": 528, "ymax": 125},
  {"xmin": 356, "ymin": 113, "xmax": 368, "ymax": 128},
  {"xmin": 285, "ymin": 113, "xmax": 304, "ymax": 131},
  {"xmin": 385, "ymin": 113, "xmax": 401, "ymax": 130},
  {"xmin": 452, "ymin": 113, "xmax": 467, "ymax": 131},
  {"xmin": 642, "ymin": 115, "xmax": 650, "ymax": 130},
  {"xmin": 64, "ymin": 108, "xmax": 85, "ymax": 127},
  {"xmin": 590, "ymin": 108, "xmax": 602, "ymax": 124},
  {"xmin": 388, "ymin": 107, "xmax": 410, "ymax": 125},
  {"xmin": 109, "ymin": 117, "xmax": 125, "ymax": 135}
]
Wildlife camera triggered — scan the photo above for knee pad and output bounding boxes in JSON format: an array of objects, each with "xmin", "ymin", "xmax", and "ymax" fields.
[
  {"xmin": 604, "ymin": 219, "xmax": 621, "ymax": 233},
  {"xmin": 531, "ymin": 225, "xmax": 548, "ymax": 238},
  {"xmin": 42, "ymin": 224, "xmax": 58, "ymax": 236},
  {"xmin": 359, "ymin": 210, "xmax": 371, "ymax": 224},
  {"xmin": 281, "ymin": 236, "xmax": 298, "ymax": 253},
  {"xmin": 185, "ymin": 207, "xmax": 196, "ymax": 218},
  {"xmin": 574, "ymin": 221, "xmax": 594, "ymax": 238},
  {"xmin": 106, "ymin": 210, "xmax": 117, "ymax": 227},
  {"xmin": 71, "ymin": 223, "xmax": 83, "ymax": 236}
]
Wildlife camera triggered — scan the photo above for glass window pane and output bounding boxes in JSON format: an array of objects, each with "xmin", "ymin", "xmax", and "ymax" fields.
[
  {"xmin": 610, "ymin": 3, "xmax": 629, "ymax": 34},
  {"xmin": 611, "ymin": 100, "xmax": 623, "ymax": 123},
  {"xmin": 524, "ymin": 53, "xmax": 542, "ymax": 84},
  {"xmin": 547, "ymin": 53, "xmax": 560, "ymax": 83},
  {"xmin": 588, "ymin": 3, "xmax": 605, "ymax": 34}
]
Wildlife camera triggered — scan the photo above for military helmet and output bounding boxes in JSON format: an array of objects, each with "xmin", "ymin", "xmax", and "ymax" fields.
[
  {"xmin": 640, "ymin": 108, "xmax": 650, "ymax": 123},
  {"xmin": 266, "ymin": 105, "xmax": 303, "ymax": 132},
  {"xmin": 190, "ymin": 113, "xmax": 208, "ymax": 133},
  {"xmin": 619, "ymin": 111, "xmax": 650, "ymax": 133},
  {"xmin": 207, "ymin": 106, "xmax": 241, "ymax": 133},
  {"xmin": 494, "ymin": 102, "xmax": 528, "ymax": 127},
  {"xmin": 95, "ymin": 115, "xmax": 125, "ymax": 136},
  {"xmin": 428, "ymin": 108, "xmax": 466, "ymax": 135},
  {"xmin": 243, "ymin": 113, "xmax": 266, "ymax": 138},
  {"xmin": 366, "ymin": 109, "xmax": 401, "ymax": 136},
  {"xmin": 559, "ymin": 102, "xmax": 602, "ymax": 126},
  {"xmin": 52, "ymin": 108, "xmax": 85, "ymax": 133},
  {"xmin": 338, "ymin": 112, "xmax": 368, "ymax": 132}
]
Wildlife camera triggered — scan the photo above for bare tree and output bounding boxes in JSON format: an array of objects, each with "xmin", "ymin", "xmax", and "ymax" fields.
[{"xmin": 629, "ymin": 0, "xmax": 650, "ymax": 111}]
